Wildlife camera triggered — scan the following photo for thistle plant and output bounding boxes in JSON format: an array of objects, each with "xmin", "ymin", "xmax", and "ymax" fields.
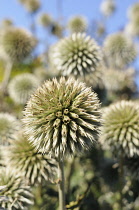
[
  {"xmin": 8, "ymin": 73, "xmax": 39, "ymax": 105},
  {"xmin": 38, "ymin": 13, "xmax": 53, "ymax": 28},
  {"xmin": 127, "ymin": 2, "xmax": 139, "ymax": 21},
  {"xmin": 100, "ymin": 0, "xmax": 116, "ymax": 17},
  {"xmin": 100, "ymin": 100, "xmax": 139, "ymax": 158},
  {"xmin": 53, "ymin": 33, "xmax": 101, "ymax": 76},
  {"xmin": 0, "ymin": 27, "xmax": 36, "ymax": 91},
  {"xmin": 23, "ymin": 77, "xmax": 101, "ymax": 210},
  {"xmin": 103, "ymin": 32, "xmax": 137, "ymax": 68},
  {"xmin": 0, "ymin": 167, "xmax": 33, "ymax": 209},
  {"xmin": 0, "ymin": 113, "xmax": 20, "ymax": 145},
  {"xmin": 4, "ymin": 132, "xmax": 56, "ymax": 185},
  {"xmin": 67, "ymin": 15, "xmax": 87, "ymax": 33}
]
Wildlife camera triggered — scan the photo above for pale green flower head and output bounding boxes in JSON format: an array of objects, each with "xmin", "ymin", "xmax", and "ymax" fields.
[
  {"xmin": 4, "ymin": 132, "xmax": 56, "ymax": 185},
  {"xmin": 0, "ymin": 27, "xmax": 36, "ymax": 63},
  {"xmin": 23, "ymin": 0, "xmax": 40, "ymax": 13},
  {"xmin": 127, "ymin": 2, "xmax": 139, "ymax": 21},
  {"xmin": 8, "ymin": 73, "xmax": 40, "ymax": 105},
  {"xmin": 67, "ymin": 15, "xmax": 88, "ymax": 33},
  {"xmin": 53, "ymin": 33, "xmax": 101, "ymax": 76},
  {"xmin": 51, "ymin": 21, "xmax": 63, "ymax": 38},
  {"xmin": 38, "ymin": 13, "xmax": 53, "ymax": 27},
  {"xmin": 100, "ymin": 0, "xmax": 116, "ymax": 16},
  {"xmin": 0, "ymin": 113, "xmax": 20, "ymax": 145},
  {"xmin": 0, "ymin": 167, "xmax": 33, "ymax": 209},
  {"xmin": 23, "ymin": 77, "xmax": 101, "ymax": 157},
  {"xmin": 103, "ymin": 32, "xmax": 137, "ymax": 68},
  {"xmin": 100, "ymin": 100, "xmax": 139, "ymax": 157}
]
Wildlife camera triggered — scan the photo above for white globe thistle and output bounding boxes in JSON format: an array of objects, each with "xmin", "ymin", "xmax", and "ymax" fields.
[
  {"xmin": 53, "ymin": 33, "xmax": 101, "ymax": 76},
  {"xmin": 100, "ymin": 100, "xmax": 139, "ymax": 158},
  {"xmin": 8, "ymin": 73, "xmax": 40, "ymax": 105},
  {"xmin": 125, "ymin": 18, "xmax": 139, "ymax": 37},
  {"xmin": 0, "ymin": 27, "xmax": 36, "ymax": 63},
  {"xmin": 103, "ymin": 32, "xmax": 137, "ymax": 68},
  {"xmin": 127, "ymin": 2, "xmax": 139, "ymax": 21},
  {"xmin": 0, "ymin": 113, "xmax": 20, "ymax": 145},
  {"xmin": 67, "ymin": 15, "xmax": 88, "ymax": 33},
  {"xmin": 100, "ymin": 0, "xmax": 116, "ymax": 17}
]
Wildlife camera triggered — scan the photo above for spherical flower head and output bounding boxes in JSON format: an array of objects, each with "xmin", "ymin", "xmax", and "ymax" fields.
[
  {"xmin": 23, "ymin": 77, "xmax": 101, "ymax": 157},
  {"xmin": 38, "ymin": 13, "xmax": 53, "ymax": 27},
  {"xmin": 100, "ymin": 100, "xmax": 139, "ymax": 158},
  {"xmin": 103, "ymin": 32, "xmax": 137, "ymax": 68},
  {"xmin": 100, "ymin": 0, "xmax": 116, "ymax": 16},
  {"xmin": 67, "ymin": 15, "xmax": 88, "ymax": 33},
  {"xmin": 5, "ymin": 132, "xmax": 56, "ymax": 185},
  {"xmin": 53, "ymin": 33, "xmax": 101, "ymax": 76},
  {"xmin": 8, "ymin": 73, "xmax": 40, "ymax": 105},
  {"xmin": 0, "ymin": 19, "xmax": 13, "ymax": 28},
  {"xmin": 24, "ymin": 0, "xmax": 40, "ymax": 13},
  {"xmin": 50, "ymin": 21, "xmax": 63, "ymax": 38},
  {"xmin": 0, "ymin": 27, "xmax": 36, "ymax": 63},
  {"xmin": 0, "ymin": 113, "xmax": 20, "ymax": 145},
  {"xmin": 127, "ymin": 2, "xmax": 139, "ymax": 21},
  {"xmin": 125, "ymin": 20, "xmax": 139, "ymax": 38},
  {"xmin": 0, "ymin": 167, "xmax": 33, "ymax": 209}
]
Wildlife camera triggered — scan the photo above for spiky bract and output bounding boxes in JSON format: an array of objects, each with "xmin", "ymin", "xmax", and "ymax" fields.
[
  {"xmin": 0, "ymin": 167, "xmax": 33, "ymax": 209},
  {"xmin": 67, "ymin": 15, "xmax": 87, "ymax": 33},
  {"xmin": 100, "ymin": 101, "xmax": 139, "ymax": 157},
  {"xmin": 103, "ymin": 33, "xmax": 137, "ymax": 68},
  {"xmin": 8, "ymin": 73, "xmax": 39, "ymax": 105},
  {"xmin": 5, "ymin": 132, "xmax": 56, "ymax": 184},
  {"xmin": 0, "ymin": 27, "xmax": 36, "ymax": 63},
  {"xmin": 100, "ymin": 0, "xmax": 115, "ymax": 16},
  {"xmin": 23, "ymin": 77, "xmax": 101, "ymax": 157},
  {"xmin": 38, "ymin": 13, "xmax": 52, "ymax": 27},
  {"xmin": 53, "ymin": 33, "xmax": 101, "ymax": 76},
  {"xmin": 0, "ymin": 113, "xmax": 20, "ymax": 145}
]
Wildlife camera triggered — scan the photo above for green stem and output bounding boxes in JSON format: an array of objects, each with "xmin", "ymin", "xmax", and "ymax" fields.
[
  {"xmin": 118, "ymin": 153, "xmax": 124, "ymax": 210},
  {"xmin": 57, "ymin": 155, "xmax": 66, "ymax": 210}
]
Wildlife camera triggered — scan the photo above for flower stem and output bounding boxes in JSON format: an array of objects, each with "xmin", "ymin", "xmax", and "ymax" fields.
[
  {"xmin": 118, "ymin": 153, "xmax": 124, "ymax": 210},
  {"xmin": 57, "ymin": 155, "xmax": 66, "ymax": 210}
]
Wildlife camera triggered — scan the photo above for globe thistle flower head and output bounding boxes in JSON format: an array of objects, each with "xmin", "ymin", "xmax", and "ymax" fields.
[
  {"xmin": 24, "ymin": 0, "xmax": 40, "ymax": 13},
  {"xmin": 100, "ymin": 0, "xmax": 116, "ymax": 16},
  {"xmin": 0, "ymin": 167, "xmax": 33, "ymax": 209},
  {"xmin": 103, "ymin": 32, "xmax": 137, "ymax": 68},
  {"xmin": 100, "ymin": 100, "xmax": 139, "ymax": 158},
  {"xmin": 38, "ymin": 13, "xmax": 53, "ymax": 27},
  {"xmin": 67, "ymin": 15, "xmax": 88, "ymax": 33},
  {"xmin": 0, "ymin": 113, "xmax": 20, "ymax": 145},
  {"xmin": 0, "ymin": 19, "xmax": 13, "ymax": 28},
  {"xmin": 50, "ymin": 21, "xmax": 63, "ymax": 38},
  {"xmin": 23, "ymin": 77, "xmax": 101, "ymax": 157},
  {"xmin": 8, "ymin": 73, "xmax": 40, "ymax": 105},
  {"xmin": 5, "ymin": 132, "xmax": 56, "ymax": 185},
  {"xmin": 127, "ymin": 2, "xmax": 139, "ymax": 21},
  {"xmin": 0, "ymin": 27, "xmax": 36, "ymax": 63},
  {"xmin": 53, "ymin": 33, "xmax": 101, "ymax": 76}
]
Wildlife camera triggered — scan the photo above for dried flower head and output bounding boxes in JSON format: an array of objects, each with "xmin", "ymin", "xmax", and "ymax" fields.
[
  {"xmin": 100, "ymin": 100, "xmax": 139, "ymax": 157},
  {"xmin": 127, "ymin": 2, "xmax": 139, "ymax": 21},
  {"xmin": 8, "ymin": 73, "xmax": 39, "ymax": 105},
  {"xmin": 23, "ymin": 77, "xmax": 101, "ymax": 157},
  {"xmin": 67, "ymin": 15, "xmax": 87, "ymax": 33},
  {"xmin": 0, "ymin": 167, "xmax": 33, "ymax": 209},
  {"xmin": 0, "ymin": 113, "xmax": 20, "ymax": 145},
  {"xmin": 53, "ymin": 33, "xmax": 101, "ymax": 76},
  {"xmin": 100, "ymin": 0, "xmax": 116, "ymax": 16},
  {"xmin": 0, "ymin": 27, "xmax": 36, "ymax": 63},
  {"xmin": 4, "ymin": 132, "xmax": 56, "ymax": 185},
  {"xmin": 38, "ymin": 13, "xmax": 53, "ymax": 27},
  {"xmin": 103, "ymin": 32, "xmax": 137, "ymax": 68}
]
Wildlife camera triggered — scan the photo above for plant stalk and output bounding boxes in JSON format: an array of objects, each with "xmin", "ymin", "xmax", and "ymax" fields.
[{"xmin": 118, "ymin": 153, "xmax": 124, "ymax": 210}]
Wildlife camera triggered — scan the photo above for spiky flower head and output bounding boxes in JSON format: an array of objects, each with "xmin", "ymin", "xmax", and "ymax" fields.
[
  {"xmin": 4, "ymin": 132, "xmax": 56, "ymax": 185},
  {"xmin": 103, "ymin": 32, "xmax": 137, "ymax": 68},
  {"xmin": 0, "ymin": 19, "xmax": 13, "ymax": 28},
  {"xmin": 0, "ymin": 27, "xmax": 36, "ymax": 63},
  {"xmin": 8, "ymin": 73, "xmax": 40, "ymax": 105},
  {"xmin": 23, "ymin": 0, "xmax": 40, "ymax": 13},
  {"xmin": 23, "ymin": 77, "xmax": 101, "ymax": 157},
  {"xmin": 38, "ymin": 13, "xmax": 53, "ymax": 27},
  {"xmin": 127, "ymin": 2, "xmax": 139, "ymax": 21},
  {"xmin": 100, "ymin": 0, "xmax": 116, "ymax": 16},
  {"xmin": 102, "ymin": 68, "xmax": 136, "ymax": 92},
  {"xmin": 53, "ymin": 33, "xmax": 101, "ymax": 76},
  {"xmin": 67, "ymin": 15, "xmax": 87, "ymax": 33},
  {"xmin": 0, "ymin": 113, "xmax": 20, "ymax": 145},
  {"xmin": 100, "ymin": 100, "xmax": 139, "ymax": 158},
  {"xmin": 50, "ymin": 21, "xmax": 63, "ymax": 38},
  {"xmin": 0, "ymin": 167, "xmax": 33, "ymax": 209}
]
